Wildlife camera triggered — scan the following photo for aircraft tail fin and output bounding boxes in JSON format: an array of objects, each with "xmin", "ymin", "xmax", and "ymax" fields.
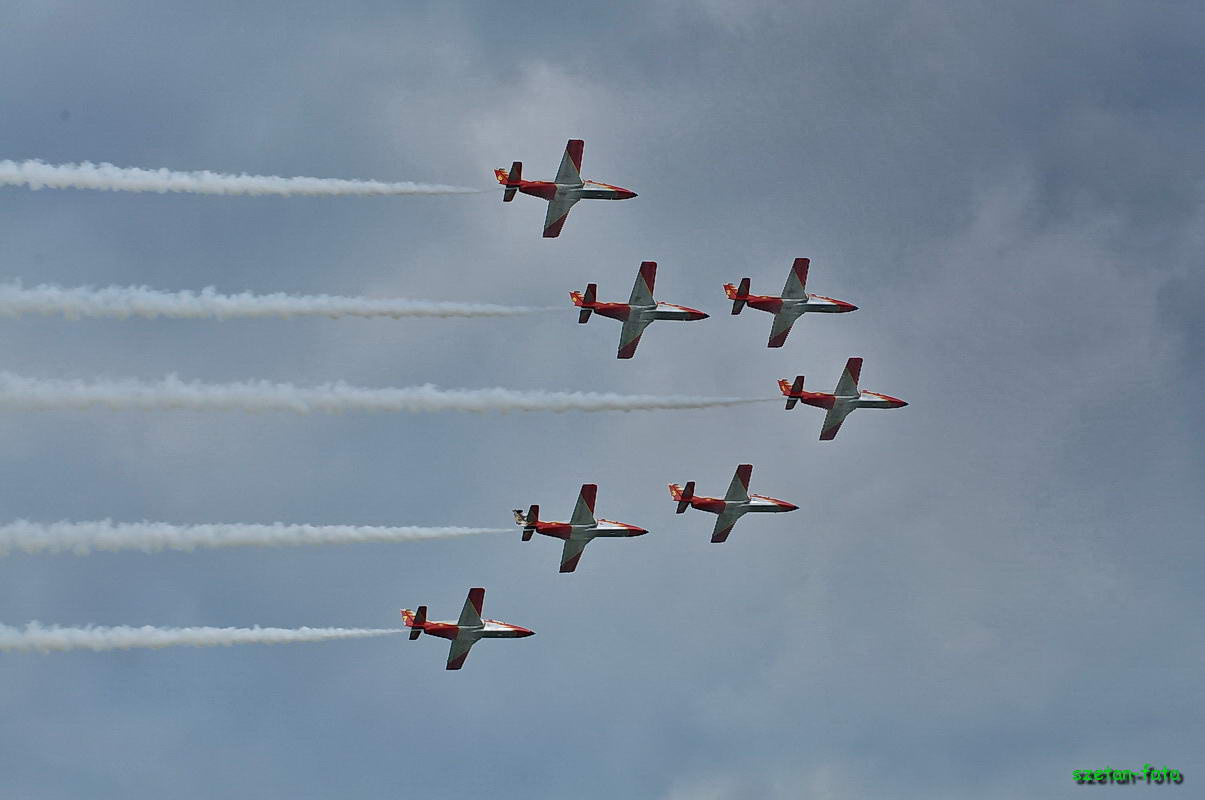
[
  {"xmin": 499, "ymin": 161, "xmax": 522, "ymax": 201},
  {"xmin": 514, "ymin": 504, "xmax": 539, "ymax": 541},
  {"xmin": 572, "ymin": 283, "xmax": 597, "ymax": 323},
  {"xmin": 402, "ymin": 606, "xmax": 427, "ymax": 639},
  {"xmin": 669, "ymin": 481, "xmax": 695, "ymax": 513},
  {"xmin": 780, "ymin": 376, "xmax": 804, "ymax": 409},
  {"xmin": 725, "ymin": 278, "xmax": 751, "ymax": 314}
]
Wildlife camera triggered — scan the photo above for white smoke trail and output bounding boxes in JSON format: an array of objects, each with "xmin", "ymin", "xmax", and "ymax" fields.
[
  {"xmin": 0, "ymin": 282, "xmax": 547, "ymax": 320},
  {"xmin": 0, "ymin": 159, "xmax": 480, "ymax": 196},
  {"xmin": 0, "ymin": 373, "xmax": 767, "ymax": 414},
  {"xmin": 0, "ymin": 622, "xmax": 399, "ymax": 653},
  {"xmin": 0, "ymin": 520, "xmax": 507, "ymax": 557}
]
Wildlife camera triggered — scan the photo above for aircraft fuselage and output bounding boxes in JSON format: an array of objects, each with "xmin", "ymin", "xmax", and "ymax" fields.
[
  {"xmin": 580, "ymin": 300, "xmax": 706, "ymax": 323},
  {"xmin": 513, "ymin": 180, "xmax": 636, "ymax": 203},
  {"xmin": 684, "ymin": 494, "xmax": 799, "ymax": 515},
  {"xmin": 783, "ymin": 389, "xmax": 907, "ymax": 411},
  {"xmin": 740, "ymin": 293, "xmax": 857, "ymax": 315},
  {"xmin": 528, "ymin": 519, "xmax": 647, "ymax": 542},
  {"xmin": 411, "ymin": 619, "xmax": 534, "ymax": 641}
]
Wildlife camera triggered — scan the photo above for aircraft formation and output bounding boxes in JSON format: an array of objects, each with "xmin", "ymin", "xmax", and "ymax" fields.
[
  {"xmin": 403, "ymin": 139, "xmax": 908, "ymax": 669},
  {"xmin": 0, "ymin": 137, "xmax": 907, "ymax": 671}
]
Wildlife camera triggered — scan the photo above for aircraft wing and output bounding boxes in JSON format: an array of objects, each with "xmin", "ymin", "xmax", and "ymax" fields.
[
  {"xmin": 543, "ymin": 194, "xmax": 579, "ymax": 238},
  {"xmin": 617, "ymin": 314, "xmax": 653, "ymax": 359},
  {"xmin": 457, "ymin": 587, "xmax": 484, "ymax": 627},
  {"xmin": 569, "ymin": 484, "xmax": 598, "ymax": 527},
  {"xmin": 446, "ymin": 636, "xmax": 477, "ymax": 670},
  {"xmin": 834, "ymin": 357, "xmax": 863, "ymax": 397},
  {"xmin": 819, "ymin": 404, "xmax": 853, "ymax": 441},
  {"xmin": 780, "ymin": 257, "xmax": 810, "ymax": 299},
  {"xmin": 628, "ymin": 261, "xmax": 657, "ymax": 306},
  {"xmin": 711, "ymin": 506, "xmax": 745, "ymax": 543},
  {"xmin": 554, "ymin": 139, "xmax": 584, "ymax": 185},
  {"xmin": 767, "ymin": 306, "xmax": 804, "ymax": 348},
  {"xmin": 723, "ymin": 464, "xmax": 752, "ymax": 502},
  {"xmin": 559, "ymin": 536, "xmax": 590, "ymax": 573}
]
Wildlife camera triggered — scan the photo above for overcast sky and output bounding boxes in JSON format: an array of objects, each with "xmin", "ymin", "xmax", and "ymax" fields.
[{"xmin": 0, "ymin": 2, "xmax": 1201, "ymax": 798}]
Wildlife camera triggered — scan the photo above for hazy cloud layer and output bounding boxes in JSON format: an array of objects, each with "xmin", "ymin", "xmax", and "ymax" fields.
[{"xmin": 0, "ymin": 3, "xmax": 1200, "ymax": 799}]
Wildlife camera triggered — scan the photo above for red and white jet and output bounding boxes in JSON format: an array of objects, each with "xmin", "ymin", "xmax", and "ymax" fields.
[
  {"xmin": 494, "ymin": 139, "xmax": 637, "ymax": 238},
  {"xmin": 668, "ymin": 463, "xmax": 798, "ymax": 543},
  {"xmin": 513, "ymin": 484, "xmax": 647, "ymax": 573},
  {"xmin": 724, "ymin": 258, "xmax": 858, "ymax": 348},
  {"xmin": 779, "ymin": 357, "xmax": 908, "ymax": 440},
  {"xmin": 401, "ymin": 587, "xmax": 534, "ymax": 671},
  {"xmin": 571, "ymin": 261, "xmax": 708, "ymax": 359}
]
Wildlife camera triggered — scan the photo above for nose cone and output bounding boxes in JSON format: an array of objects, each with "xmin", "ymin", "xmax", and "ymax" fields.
[
  {"xmin": 837, "ymin": 301, "xmax": 859, "ymax": 312},
  {"xmin": 628, "ymin": 526, "xmax": 649, "ymax": 537},
  {"xmin": 515, "ymin": 626, "xmax": 536, "ymax": 638},
  {"xmin": 885, "ymin": 395, "xmax": 908, "ymax": 408},
  {"xmin": 617, "ymin": 188, "xmax": 637, "ymax": 199},
  {"xmin": 688, "ymin": 308, "xmax": 709, "ymax": 320},
  {"xmin": 781, "ymin": 502, "xmax": 800, "ymax": 512}
]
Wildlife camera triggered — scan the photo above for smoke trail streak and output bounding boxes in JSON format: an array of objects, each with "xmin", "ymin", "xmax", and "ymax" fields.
[
  {"xmin": 0, "ymin": 282, "xmax": 548, "ymax": 320},
  {"xmin": 0, "ymin": 623, "xmax": 399, "ymax": 653},
  {"xmin": 0, "ymin": 373, "xmax": 768, "ymax": 414},
  {"xmin": 0, "ymin": 159, "xmax": 480, "ymax": 196},
  {"xmin": 0, "ymin": 520, "xmax": 508, "ymax": 557}
]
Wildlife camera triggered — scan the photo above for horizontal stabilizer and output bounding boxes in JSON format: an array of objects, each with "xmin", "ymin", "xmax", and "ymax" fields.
[
  {"xmin": 730, "ymin": 278, "xmax": 750, "ymax": 314},
  {"xmin": 503, "ymin": 161, "xmax": 521, "ymax": 201},
  {"xmin": 403, "ymin": 605, "xmax": 427, "ymax": 639},
  {"xmin": 782, "ymin": 376, "xmax": 804, "ymax": 409},
  {"xmin": 674, "ymin": 481, "xmax": 695, "ymax": 513},
  {"xmin": 520, "ymin": 504, "xmax": 538, "ymax": 541},
  {"xmin": 577, "ymin": 283, "xmax": 597, "ymax": 323}
]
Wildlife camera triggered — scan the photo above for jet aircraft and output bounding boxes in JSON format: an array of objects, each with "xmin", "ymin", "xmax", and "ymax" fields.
[
  {"xmin": 724, "ymin": 258, "xmax": 857, "ymax": 348},
  {"xmin": 513, "ymin": 484, "xmax": 647, "ymax": 573},
  {"xmin": 401, "ymin": 587, "xmax": 534, "ymax": 670},
  {"xmin": 668, "ymin": 464, "xmax": 798, "ymax": 543},
  {"xmin": 571, "ymin": 261, "xmax": 708, "ymax": 359},
  {"xmin": 495, "ymin": 139, "xmax": 637, "ymax": 238},
  {"xmin": 779, "ymin": 357, "xmax": 907, "ymax": 440}
]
